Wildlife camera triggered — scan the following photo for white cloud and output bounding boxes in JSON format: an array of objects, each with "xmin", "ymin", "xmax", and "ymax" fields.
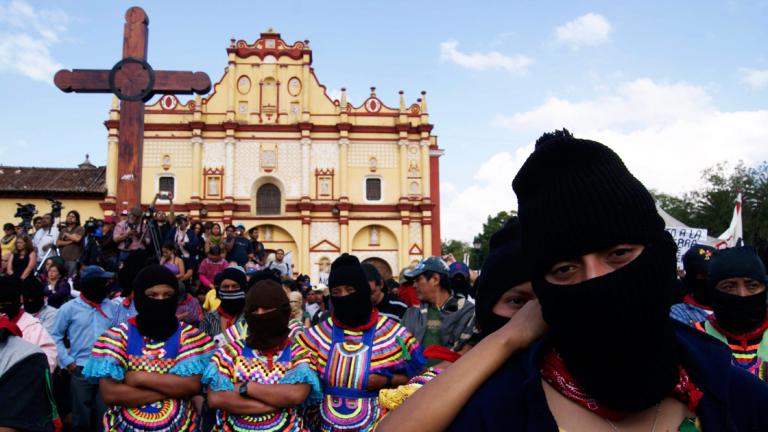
[
  {"xmin": 740, "ymin": 68, "xmax": 768, "ymax": 89},
  {"xmin": 554, "ymin": 13, "xmax": 612, "ymax": 50},
  {"xmin": 0, "ymin": 0, "xmax": 68, "ymax": 83},
  {"xmin": 442, "ymin": 78, "xmax": 768, "ymax": 241},
  {"xmin": 439, "ymin": 40, "xmax": 532, "ymax": 74}
]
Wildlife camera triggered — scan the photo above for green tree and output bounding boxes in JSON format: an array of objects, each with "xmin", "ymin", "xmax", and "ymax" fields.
[
  {"xmin": 441, "ymin": 239, "xmax": 470, "ymax": 263},
  {"xmin": 469, "ymin": 210, "xmax": 512, "ymax": 269}
]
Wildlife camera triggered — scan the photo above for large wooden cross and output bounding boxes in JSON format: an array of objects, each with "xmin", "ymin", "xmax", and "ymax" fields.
[{"xmin": 54, "ymin": 7, "xmax": 210, "ymax": 209}]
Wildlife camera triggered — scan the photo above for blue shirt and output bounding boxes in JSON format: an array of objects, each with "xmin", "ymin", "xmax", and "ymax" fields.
[
  {"xmin": 226, "ymin": 236, "xmax": 252, "ymax": 266},
  {"xmin": 50, "ymin": 296, "xmax": 118, "ymax": 369},
  {"xmin": 670, "ymin": 302, "xmax": 712, "ymax": 327},
  {"xmin": 112, "ymin": 297, "xmax": 137, "ymax": 325}
]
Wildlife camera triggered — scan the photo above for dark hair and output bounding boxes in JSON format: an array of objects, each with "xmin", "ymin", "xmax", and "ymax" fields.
[
  {"xmin": 203, "ymin": 221, "xmax": 213, "ymax": 230},
  {"xmin": 423, "ymin": 271, "xmax": 450, "ymax": 291},
  {"xmin": 49, "ymin": 261, "xmax": 67, "ymax": 279},
  {"xmin": 192, "ymin": 221, "xmax": 203, "ymax": 232},
  {"xmin": 32, "ymin": 216, "xmax": 42, "ymax": 224},
  {"xmin": 3, "ymin": 223, "xmax": 14, "ymax": 231},
  {"xmin": 248, "ymin": 227, "xmax": 258, "ymax": 235},
  {"xmin": 384, "ymin": 278, "xmax": 400, "ymax": 292},
  {"xmin": 67, "ymin": 210, "xmax": 81, "ymax": 226},
  {"xmin": 361, "ymin": 263, "xmax": 382, "ymax": 285},
  {"xmin": 15, "ymin": 236, "xmax": 34, "ymax": 255},
  {"xmin": 161, "ymin": 241, "xmax": 179, "ymax": 256},
  {"xmin": 209, "ymin": 245, "xmax": 221, "ymax": 255}
]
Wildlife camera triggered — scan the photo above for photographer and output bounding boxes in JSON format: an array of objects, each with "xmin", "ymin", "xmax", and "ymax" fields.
[
  {"xmin": 166, "ymin": 214, "xmax": 199, "ymax": 263},
  {"xmin": 113, "ymin": 207, "xmax": 147, "ymax": 264},
  {"xmin": 32, "ymin": 213, "xmax": 58, "ymax": 265},
  {"xmin": 151, "ymin": 192, "xmax": 175, "ymax": 246},
  {"xmin": 56, "ymin": 210, "xmax": 85, "ymax": 277},
  {"xmin": 97, "ymin": 216, "xmax": 119, "ymax": 271}
]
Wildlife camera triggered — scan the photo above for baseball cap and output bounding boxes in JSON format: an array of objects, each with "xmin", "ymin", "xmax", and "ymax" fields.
[
  {"xmin": 449, "ymin": 261, "xmax": 470, "ymax": 279},
  {"xmin": 312, "ymin": 283, "xmax": 326, "ymax": 292},
  {"xmin": 80, "ymin": 265, "xmax": 115, "ymax": 283},
  {"xmin": 120, "ymin": 209, "xmax": 129, "ymax": 216},
  {"xmin": 129, "ymin": 207, "xmax": 142, "ymax": 217},
  {"xmin": 404, "ymin": 256, "xmax": 450, "ymax": 279},
  {"xmin": 103, "ymin": 215, "xmax": 115, "ymax": 224}
]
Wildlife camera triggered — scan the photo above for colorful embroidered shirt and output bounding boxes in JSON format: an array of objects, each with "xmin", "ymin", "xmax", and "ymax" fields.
[
  {"xmin": 694, "ymin": 319, "xmax": 768, "ymax": 381},
  {"xmin": 83, "ymin": 321, "xmax": 215, "ymax": 432},
  {"xmin": 202, "ymin": 339, "xmax": 322, "ymax": 431},
  {"xmin": 292, "ymin": 315, "xmax": 425, "ymax": 432},
  {"xmin": 223, "ymin": 318, "xmax": 304, "ymax": 346}
]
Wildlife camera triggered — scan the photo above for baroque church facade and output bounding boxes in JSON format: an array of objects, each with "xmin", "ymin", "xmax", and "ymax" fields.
[{"xmin": 102, "ymin": 31, "xmax": 442, "ymax": 281}]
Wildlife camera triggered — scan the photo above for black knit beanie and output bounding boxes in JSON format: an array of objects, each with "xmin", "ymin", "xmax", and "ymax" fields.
[
  {"xmin": 682, "ymin": 244, "xmax": 716, "ymax": 277},
  {"xmin": 512, "ymin": 130, "xmax": 665, "ymax": 275},
  {"xmin": 328, "ymin": 253, "xmax": 370, "ymax": 297},
  {"xmin": 133, "ymin": 264, "xmax": 180, "ymax": 298},
  {"xmin": 708, "ymin": 246, "xmax": 768, "ymax": 289},
  {"xmin": 132, "ymin": 264, "xmax": 180, "ymax": 340},
  {"xmin": 475, "ymin": 217, "xmax": 529, "ymax": 337},
  {"xmin": 217, "ymin": 267, "xmax": 247, "ymax": 293}
]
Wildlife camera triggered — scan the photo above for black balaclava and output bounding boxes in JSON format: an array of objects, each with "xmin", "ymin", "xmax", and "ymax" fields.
[
  {"xmin": 475, "ymin": 217, "xmax": 529, "ymax": 338},
  {"xmin": 217, "ymin": 267, "xmax": 247, "ymax": 316},
  {"xmin": 245, "ymin": 280, "xmax": 291, "ymax": 351},
  {"xmin": 709, "ymin": 246, "xmax": 768, "ymax": 334},
  {"xmin": 329, "ymin": 253, "xmax": 373, "ymax": 327},
  {"xmin": 682, "ymin": 244, "xmax": 716, "ymax": 306},
  {"xmin": 0, "ymin": 276, "xmax": 22, "ymax": 320},
  {"xmin": 513, "ymin": 129, "xmax": 679, "ymax": 413},
  {"xmin": 22, "ymin": 277, "xmax": 46, "ymax": 314},
  {"xmin": 132, "ymin": 264, "xmax": 180, "ymax": 341},
  {"xmin": 81, "ymin": 276, "xmax": 111, "ymax": 304}
]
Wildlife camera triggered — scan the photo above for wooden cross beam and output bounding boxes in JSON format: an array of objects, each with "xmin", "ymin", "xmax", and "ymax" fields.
[{"xmin": 53, "ymin": 7, "xmax": 211, "ymax": 209}]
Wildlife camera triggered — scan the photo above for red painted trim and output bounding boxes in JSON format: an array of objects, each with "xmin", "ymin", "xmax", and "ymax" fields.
[
  {"xmin": 309, "ymin": 239, "xmax": 341, "ymax": 252},
  {"xmin": 430, "ymin": 148, "xmax": 441, "ymax": 253},
  {"xmin": 351, "ymin": 248, "xmax": 399, "ymax": 252},
  {"xmin": 105, "ymin": 120, "xmax": 432, "ymax": 136}
]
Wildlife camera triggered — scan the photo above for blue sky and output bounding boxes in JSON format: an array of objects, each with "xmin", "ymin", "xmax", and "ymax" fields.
[{"xmin": 1, "ymin": 0, "xmax": 767, "ymax": 241}]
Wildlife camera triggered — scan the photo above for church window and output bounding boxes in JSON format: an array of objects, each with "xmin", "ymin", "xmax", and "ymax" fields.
[
  {"xmin": 365, "ymin": 177, "xmax": 382, "ymax": 201},
  {"xmin": 257, "ymin": 183, "xmax": 281, "ymax": 215},
  {"xmin": 158, "ymin": 176, "xmax": 175, "ymax": 196}
]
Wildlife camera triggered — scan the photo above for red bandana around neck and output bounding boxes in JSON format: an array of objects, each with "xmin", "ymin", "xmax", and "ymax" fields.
[
  {"xmin": 683, "ymin": 294, "xmax": 712, "ymax": 311},
  {"xmin": 79, "ymin": 294, "xmax": 108, "ymax": 318},
  {"xmin": 331, "ymin": 308, "xmax": 379, "ymax": 331},
  {"xmin": 708, "ymin": 313, "xmax": 768, "ymax": 345},
  {"xmin": 540, "ymin": 347, "xmax": 703, "ymax": 422},
  {"xmin": 0, "ymin": 316, "xmax": 22, "ymax": 335},
  {"xmin": 217, "ymin": 307, "xmax": 239, "ymax": 329}
]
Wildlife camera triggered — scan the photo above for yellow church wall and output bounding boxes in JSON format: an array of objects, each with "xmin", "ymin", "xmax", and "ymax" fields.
[
  {"xmin": 346, "ymin": 167, "xmax": 401, "ymax": 203},
  {"xmin": 139, "ymin": 167, "xmax": 197, "ymax": 206},
  {"xmin": 0, "ymin": 198, "xmax": 103, "ymax": 226}
]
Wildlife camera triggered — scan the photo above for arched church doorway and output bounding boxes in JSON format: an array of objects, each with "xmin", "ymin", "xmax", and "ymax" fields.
[{"xmin": 362, "ymin": 257, "xmax": 393, "ymax": 281}]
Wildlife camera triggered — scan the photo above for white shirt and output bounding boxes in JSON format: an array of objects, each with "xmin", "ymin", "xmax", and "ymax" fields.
[{"xmin": 32, "ymin": 225, "xmax": 59, "ymax": 263}]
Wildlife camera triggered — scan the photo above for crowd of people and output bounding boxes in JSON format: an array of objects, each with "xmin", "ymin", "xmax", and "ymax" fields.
[{"xmin": 2, "ymin": 131, "xmax": 768, "ymax": 431}]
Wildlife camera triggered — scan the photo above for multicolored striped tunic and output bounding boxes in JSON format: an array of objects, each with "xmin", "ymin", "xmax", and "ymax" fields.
[
  {"xmin": 84, "ymin": 321, "xmax": 215, "ymax": 431},
  {"xmin": 292, "ymin": 314, "xmax": 425, "ymax": 432},
  {"xmin": 694, "ymin": 319, "xmax": 768, "ymax": 381},
  {"xmin": 202, "ymin": 339, "xmax": 322, "ymax": 431},
  {"xmin": 223, "ymin": 319, "xmax": 304, "ymax": 346}
]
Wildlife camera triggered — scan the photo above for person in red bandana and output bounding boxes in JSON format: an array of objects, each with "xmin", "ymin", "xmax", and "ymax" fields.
[
  {"xmin": 693, "ymin": 246, "xmax": 768, "ymax": 381},
  {"xmin": 292, "ymin": 253, "xmax": 425, "ymax": 432},
  {"xmin": 443, "ymin": 130, "xmax": 768, "ymax": 431}
]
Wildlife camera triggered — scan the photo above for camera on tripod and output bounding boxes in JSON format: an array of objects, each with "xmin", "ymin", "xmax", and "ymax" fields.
[
  {"xmin": 47, "ymin": 197, "xmax": 64, "ymax": 218},
  {"xmin": 14, "ymin": 203, "xmax": 37, "ymax": 230},
  {"xmin": 84, "ymin": 217, "xmax": 104, "ymax": 238}
]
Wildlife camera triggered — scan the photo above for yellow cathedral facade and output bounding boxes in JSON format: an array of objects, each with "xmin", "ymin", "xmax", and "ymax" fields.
[{"xmin": 100, "ymin": 31, "xmax": 442, "ymax": 281}]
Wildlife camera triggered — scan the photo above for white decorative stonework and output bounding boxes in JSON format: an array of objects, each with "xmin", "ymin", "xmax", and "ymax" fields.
[
  {"xmin": 348, "ymin": 142, "xmax": 397, "ymax": 168},
  {"xmin": 409, "ymin": 223, "xmax": 422, "ymax": 248},
  {"xmin": 143, "ymin": 141, "xmax": 193, "ymax": 167},
  {"xmin": 276, "ymin": 141, "xmax": 302, "ymax": 197},
  {"xmin": 202, "ymin": 141, "xmax": 225, "ymax": 169},
  {"xmin": 234, "ymin": 141, "xmax": 260, "ymax": 197},
  {"xmin": 311, "ymin": 142, "xmax": 339, "ymax": 171},
  {"xmin": 310, "ymin": 222, "xmax": 340, "ymax": 247}
]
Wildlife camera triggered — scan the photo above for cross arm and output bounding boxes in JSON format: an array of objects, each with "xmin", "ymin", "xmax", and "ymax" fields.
[
  {"xmin": 153, "ymin": 71, "xmax": 211, "ymax": 94},
  {"xmin": 54, "ymin": 69, "xmax": 110, "ymax": 93}
]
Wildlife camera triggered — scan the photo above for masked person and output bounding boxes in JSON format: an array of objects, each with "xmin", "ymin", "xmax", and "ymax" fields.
[
  {"xmin": 0, "ymin": 275, "xmax": 57, "ymax": 371},
  {"xmin": 201, "ymin": 267, "xmax": 248, "ymax": 345},
  {"xmin": 22, "ymin": 277, "xmax": 58, "ymax": 334},
  {"xmin": 692, "ymin": 246, "xmax": 768, "ymax": 380},
  {"xmin": 671, "ymin": 244, "xmax": 717, "ymax": 326},
  {"xmin": 50, "ymin": 265, "xmax": 118, "ymax": 432},
  {"xmin": 378, "ymin": 217, "xmax": 541, "ymax": 432},
  {"xmin": 203, "ymin": 279, "xmax": 322, "ymax": 431},
  {"xmin": 219, "ymin": 271, "xmax": 305, "ymax": 346},
  {"xmin": 84, "ymin": 264, "xmax": 215, "ymax": 431},
  {"xmin": 293, "ymin": 253, "xmax": 425, "ymax": 432},
  {"xmin": 447, "ymin": 130, "xmax": 768, "ymax": 431}
]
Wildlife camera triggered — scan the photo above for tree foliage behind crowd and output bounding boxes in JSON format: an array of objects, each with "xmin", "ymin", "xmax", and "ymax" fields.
[{"xmin": 653, "ymin": 161, "xmax": 768, "ymax": 254}]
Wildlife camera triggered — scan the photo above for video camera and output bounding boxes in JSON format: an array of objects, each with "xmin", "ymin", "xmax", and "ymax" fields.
[
  {"xmin": 83, "ymin": 217, "xmax": 104, "ymax": 238},
  {"xmin": 14, "ymin": 203, "xmax": 37, "ymax": 230},
  {"xmin": 47, "ymin": 197, "xmax": 64, "ymax": 218}
]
